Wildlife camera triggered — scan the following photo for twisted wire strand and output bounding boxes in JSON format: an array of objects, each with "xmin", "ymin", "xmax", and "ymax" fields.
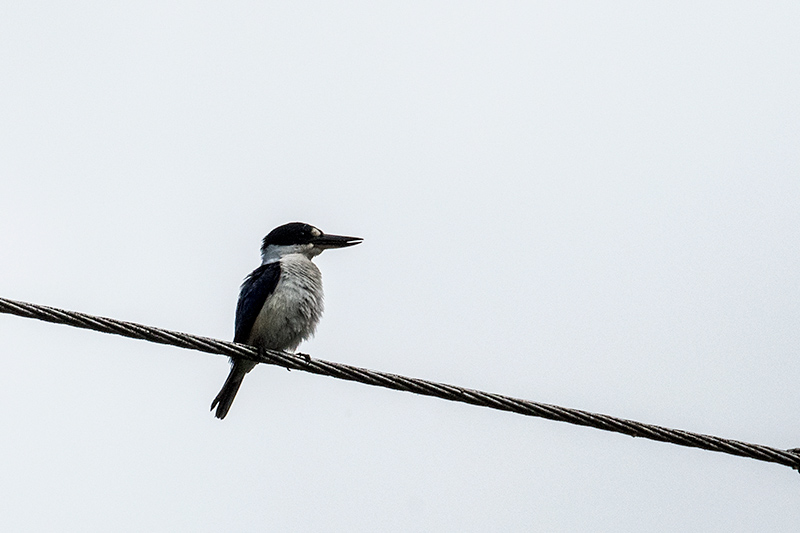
[{"xmin": 1, "ymin": 296, "xmax": 798, "ymax": 471}]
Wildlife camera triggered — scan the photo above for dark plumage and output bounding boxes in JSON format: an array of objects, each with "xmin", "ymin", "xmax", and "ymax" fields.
[
  {"xmin": 234, "ymin": 263, "xmax": 281, "ymax": 344},
  {"xmin": 261, "ymin": 222, "xmax": 320, "ymax": 248}
]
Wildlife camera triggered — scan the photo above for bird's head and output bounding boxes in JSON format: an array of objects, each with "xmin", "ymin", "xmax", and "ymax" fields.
[{"xmin": 260, "ymin": 222, "xmax": 362, "ymax": 263}]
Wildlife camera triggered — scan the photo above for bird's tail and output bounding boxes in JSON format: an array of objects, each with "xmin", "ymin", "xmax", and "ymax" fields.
[{"xmin": 211, "ymin": 359, "xmax": 252, "ymax": 419}]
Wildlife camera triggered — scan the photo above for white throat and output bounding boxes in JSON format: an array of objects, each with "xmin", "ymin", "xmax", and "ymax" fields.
[{"xmin": 261, "ymin": 243, "xmax": 322, "ymax": 264}]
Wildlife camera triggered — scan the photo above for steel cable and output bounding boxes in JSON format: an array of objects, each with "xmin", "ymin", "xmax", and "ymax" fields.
[{"xmin": 1, "ymin": 296, "xmax": 798, "ymax": 472}]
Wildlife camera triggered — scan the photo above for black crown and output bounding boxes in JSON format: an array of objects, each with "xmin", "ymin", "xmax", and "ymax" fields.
[{"xmin": 262, "ymin": 222, "xmax": 319, "ymax": 248}]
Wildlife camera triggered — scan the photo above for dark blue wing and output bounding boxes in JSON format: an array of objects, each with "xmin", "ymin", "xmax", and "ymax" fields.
[{"xmin": 234, "ymin": 262, "xmax": 281, "ymax": 344}]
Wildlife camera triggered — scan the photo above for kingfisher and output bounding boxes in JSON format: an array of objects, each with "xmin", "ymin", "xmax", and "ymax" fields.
[{"xmin": 211, "ymin": 222, "xmax": 362, "ymax": 419}]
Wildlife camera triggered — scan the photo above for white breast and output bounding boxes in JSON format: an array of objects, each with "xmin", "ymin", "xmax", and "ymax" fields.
[{"xmin": 247, "ymin": 254, "xmax": 324, "ymax": 351}]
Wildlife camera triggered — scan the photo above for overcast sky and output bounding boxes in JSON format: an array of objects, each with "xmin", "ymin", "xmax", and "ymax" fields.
[{"xmin": 1, "ymin": 1, "xmax": 799, "ymax": 531}]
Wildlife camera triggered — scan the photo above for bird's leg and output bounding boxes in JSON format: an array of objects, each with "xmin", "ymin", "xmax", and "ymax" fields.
[
  {"xmin": 257, "ymin": 346, "xmax": 268, "ymax": 362},
  {"xmin": 297, "ymin": 352, "xmax": 312, "ymax": 363},
  {"xmin": 257, "ymin": 346, "xmax": 289, "ymax": 371}
]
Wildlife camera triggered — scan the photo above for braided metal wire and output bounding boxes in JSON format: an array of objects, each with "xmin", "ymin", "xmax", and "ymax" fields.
[{"xmin": 1, "ymin": 296, "xmax": 798, "ymax": 471}]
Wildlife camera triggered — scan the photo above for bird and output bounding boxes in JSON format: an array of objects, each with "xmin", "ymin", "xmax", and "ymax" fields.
[{"xmin": 211, "ymin": 222, "xmax": 362, "ymax": 419}]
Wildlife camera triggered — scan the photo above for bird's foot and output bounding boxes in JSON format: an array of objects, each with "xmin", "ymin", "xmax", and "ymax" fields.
[
  {"xmin": 256, "ymin": 346, "xmax": 269, "ymax": 362},
  {"xmin": 297, "ymin": 352, "xmax": 312, "ymax": 363}
]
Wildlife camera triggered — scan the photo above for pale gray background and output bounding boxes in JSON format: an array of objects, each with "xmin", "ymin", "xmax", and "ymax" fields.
[{"xmin": 1, "ymin": 1, "xmax": 799, "ymax": 531}]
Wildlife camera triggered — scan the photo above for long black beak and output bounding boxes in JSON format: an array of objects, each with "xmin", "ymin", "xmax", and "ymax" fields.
[{"xmin": 312, "ymin": 233, "xmax": 363, "ymax": 250}]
